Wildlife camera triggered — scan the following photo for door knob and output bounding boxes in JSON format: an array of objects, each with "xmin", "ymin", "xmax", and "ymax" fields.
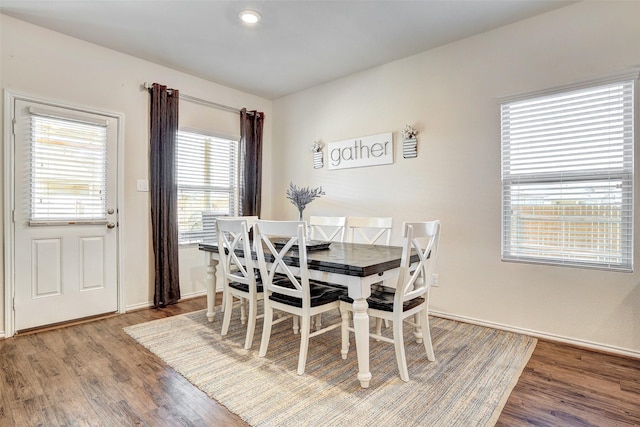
[
  {"xmin": 107, "ymin": 208, "xmax": 115, "ymax": 214},
  {"xmin": 107, "ymin": 222, "xmax": 116, "ymax": 229}
]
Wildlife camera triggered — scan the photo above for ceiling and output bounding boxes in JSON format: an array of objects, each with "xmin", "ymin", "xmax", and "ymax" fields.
[{"xmin": 0, "ymin": 0, "xmax": 576, "ymax": 99}]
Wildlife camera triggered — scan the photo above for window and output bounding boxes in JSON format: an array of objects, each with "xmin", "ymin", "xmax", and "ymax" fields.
[
  {"xmin": 176, "ymin": 130, "xmax": 239, "ymax": 244},
  {"xmin": 501, "ymin": 77, "xmax": 635, "ymax": 271},
  {"xmin": 28, "ymin": 108, "xmax": 108, "ymax": 224}
]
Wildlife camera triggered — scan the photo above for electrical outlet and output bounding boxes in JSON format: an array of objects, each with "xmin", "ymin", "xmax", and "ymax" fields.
[{"xmin": 431, "ymin": 273, "xmax": 439, "ymax": 287}]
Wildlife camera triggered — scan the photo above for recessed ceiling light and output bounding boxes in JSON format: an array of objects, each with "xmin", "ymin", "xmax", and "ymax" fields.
[{"xmin": 239, "ymin": 9, "xmax": 261, "ymax": 24}]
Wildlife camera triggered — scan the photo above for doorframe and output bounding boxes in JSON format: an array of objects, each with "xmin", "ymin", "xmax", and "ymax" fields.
[{"xmin": 3, "ymin": 90, "xmax": 126, "ymax": 338}]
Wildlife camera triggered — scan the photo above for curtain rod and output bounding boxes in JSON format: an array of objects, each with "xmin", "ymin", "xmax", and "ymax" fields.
[{"xmin": 143, "ymin": 82, "xmax": 240, "ymax": 114}]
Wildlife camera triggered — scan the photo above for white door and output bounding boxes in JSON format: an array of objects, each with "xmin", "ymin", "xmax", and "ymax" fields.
[{"xmin": 11, "ymin": 98, "xmax": 119, "ymax": 331}]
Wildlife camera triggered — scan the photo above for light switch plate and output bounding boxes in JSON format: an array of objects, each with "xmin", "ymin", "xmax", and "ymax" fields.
[
  {"xmin": 431, "ymin": 273, "xmax": 439, "ymax": 287},
  {"xmin": 136, "ymin": 179, "xmax": 149, "ymax": 192}
]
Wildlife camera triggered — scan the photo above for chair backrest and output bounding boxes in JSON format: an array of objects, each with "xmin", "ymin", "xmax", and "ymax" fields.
[
  {"xmin": 254, "ymin": 220, "xmax": 311, "ymax": 305},
  {"xmin": 309, "ymin": 216, "xmax": 347, "ymax": 242},
  {"xmin": 222, "ymin": 215, "xmax": 259, "ymax": 228},
  {"xmin": 347, "ymin": 216, "xmax": 393, "ymax": 245},
  {"xmin": 396, "ymin": 221, "xmax": 441, "ymax": 304},
  {"xmin": 216, "ymin": 218, "xmax": 258, "ymax": 289},
  {"xmin": 208, "ymin": 215, "xmax": 259, "ymax": 243}
]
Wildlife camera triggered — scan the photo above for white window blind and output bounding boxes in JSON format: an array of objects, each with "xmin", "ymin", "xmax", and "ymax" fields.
[
  {"xmin": 28, "ymin": 110, "xmax": 108, "ymax": 224},
  {"xmin": 176, "ymin": 130, "xmax": 239, "ymax": 244},
  {"xmin": 501, "ymin": 78, "xmax": 634, "ymax": 271}
]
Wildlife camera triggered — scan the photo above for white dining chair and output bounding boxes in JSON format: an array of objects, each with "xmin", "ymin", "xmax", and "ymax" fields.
[
  {"xmin": 255, "ymin": 220, "xmax": 345, "ymax": 375},
  {"xmin": 216, "ymin": 216, "xmax": 258, "ymax": 315},
  {"xmin": 216, "ymin": 217, "xmax": 262, "ymax": 350},
  {"xmin": 339, "ymin": 220, "xmax": 441, "ymax": 382},
  {"xmin": 347, "ymin": 216, "xmax": 393, "ymax": 331},
  {"xmin": 347, "ymin": 216, "xmax": 392, "ymax": 245},
  {"xmin": 309, "ymin": 216, "xmax": 347, "ymax": 242},
  {"xmin": 308, "ymin": 216, "xmax": 347, "ymax": 329}
]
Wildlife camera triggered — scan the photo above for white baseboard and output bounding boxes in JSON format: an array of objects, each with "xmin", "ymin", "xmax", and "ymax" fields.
[
  {"xmin": 0, "ymin": 331, "xmax": 4, "ymax": 339},
  {"xmin": 125, "ymin": 301, "xmax": 154, "ymax": 312},
  {"xmin": 181, "ymin": 290, "xmax": 208, "ymax": 300},
  {"xmin": 124, "ymin": 289, "xmax": 209, "ymax": 312},
  {"xmin": 430, "ymin": 309, "xmax": 640, "ymax": 360}
]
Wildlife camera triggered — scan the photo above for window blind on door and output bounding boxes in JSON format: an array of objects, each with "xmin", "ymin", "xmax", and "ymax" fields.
[
  {"xmin": 28, "ymin": 110, "xmax": 109, "ymax": 224},
  {"xmin": 176, "ymin": 130, "xmax": 239, "ymax": 244},
  {"xmin": 501, "ymin": 78, "xmax": 634, "ymax": 271}
]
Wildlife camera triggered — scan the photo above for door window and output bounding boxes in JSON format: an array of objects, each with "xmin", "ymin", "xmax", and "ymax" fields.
[{"xmin": 28, "ymin": 108, "xmax": 109, "ymax": 224}]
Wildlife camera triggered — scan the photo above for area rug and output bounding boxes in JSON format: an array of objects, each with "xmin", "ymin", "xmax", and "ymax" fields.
[{"xmin": 124, "ymin": 309, "xmax": 536, "ymax": 426}]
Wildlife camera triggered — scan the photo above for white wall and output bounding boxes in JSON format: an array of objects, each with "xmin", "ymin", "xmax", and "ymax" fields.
[
  {"xmin": 0, "ymin": 15, "xmax": 273, "ymax": 334},
  {"xmin": 271, "ymin": 1, "xmax": 640, "ymax": 356}
]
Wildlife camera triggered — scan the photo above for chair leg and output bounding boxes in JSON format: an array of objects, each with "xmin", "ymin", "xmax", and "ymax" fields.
[
  {"xmin": 220, "ymin": 286, "xmax": 227, "ymax": 313},
  {"xmin": 379, "ymin": 281, "xmax": 390, "ymax": 330},
  {"xmin": 240, "ymin": 299, "xmax": 247, "ymax": 325},
  {"xmin": 258, "ymin": 304, "xmax": 274, "ymax": 358},
  {"xmin": 221, "ymin": 290, "xmax": 234, "ymax": 336},
  {"xmin": 393, "ymin": 316, "xmax": 409, "ymax": 382},
  {"xmin": 375, "ymin": 318, "xmax": 383, "ymax": 336},
  {"xmin": 419, "ymin": 310, "xmax": 435, "ymax": 361},
  {"xmin": 340, "ymin": 307, "xmax": 350, "ymax": 359},
  {"xmin": 293, "ymin": 315, "xmax": 300, "ymax": 334},
  {"xmin": 413, "ymin": 313, "xmax": 423, "ymax": 344},
  {"xmin": 297, "ymin": 315, "xmax": 311, "ymax": 375},
  {"xmin": 244, "ymin": 298, "xmax": 257, "ymax": 350}
]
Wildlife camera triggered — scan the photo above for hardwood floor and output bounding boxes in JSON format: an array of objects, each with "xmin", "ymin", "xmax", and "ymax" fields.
[
  {"xmin": 1, "ymin": 296, "xmax": 639, "ymax": 426},
  {"xmin": 0, "ymin": 297, "xmax": 246, "ymax": 427},
  {"xmin": 498, "ymin": 340, "xmax": 640, "ymax": 427}
]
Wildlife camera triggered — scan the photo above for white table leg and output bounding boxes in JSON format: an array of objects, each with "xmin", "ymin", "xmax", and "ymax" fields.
[
  {"xmin": 352, "ymin": 298, "xmax": 372, "ymax": 388},
  {"xmin": 206, "ymin": 254, "xmax": 217, "ymax": 322}
]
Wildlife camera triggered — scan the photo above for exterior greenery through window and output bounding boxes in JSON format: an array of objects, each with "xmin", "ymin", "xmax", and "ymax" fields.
[
  {"xmin": 176, "ymin": 130, "xmax": 239, "ymax": 244},
  {"xmin": 501, "ymin": 77, "xmax": 635, "ymax": 271}
]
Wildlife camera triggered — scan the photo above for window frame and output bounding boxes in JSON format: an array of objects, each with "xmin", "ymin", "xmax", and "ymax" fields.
[
  {"xmin": 175, "ymin": 128, "xmax": 240, "ymax": 245},
  {"xmin": 500, "ymin": 73, "xmax": 636, "ymax": 271}
]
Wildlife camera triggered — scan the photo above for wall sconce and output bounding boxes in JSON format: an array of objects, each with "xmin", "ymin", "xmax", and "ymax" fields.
[
  {"xmin": 402, "ymin": 124, "xmax": 418, "ymax": 159},
  {"xmin": 312, "ymin": 141, "xmax": 324, "ymax": 168}
]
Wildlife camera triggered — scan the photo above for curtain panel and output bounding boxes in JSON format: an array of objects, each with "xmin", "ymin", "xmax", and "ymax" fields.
[
  {"xmin": 149, "ymin": 83, "xmax": 181, "ymax": 307},
  {"xmin": 239, "ymin": 108, "xmax": 264, "ymax": 217}
]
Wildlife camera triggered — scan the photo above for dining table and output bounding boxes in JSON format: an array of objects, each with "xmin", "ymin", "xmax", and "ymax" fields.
[{"xmin": 199, "ymin": 240, "xmax": 416, "ymax": 388}]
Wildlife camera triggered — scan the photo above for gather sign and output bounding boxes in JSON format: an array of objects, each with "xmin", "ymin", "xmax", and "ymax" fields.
[{"xmin": 327, "ymin": 132, "xmax": 393, "ymax": 170}]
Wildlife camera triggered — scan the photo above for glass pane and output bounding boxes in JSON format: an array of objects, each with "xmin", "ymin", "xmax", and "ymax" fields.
[
  {"xmin": 30, "ymin": 115, "xmax": 107, "ymax": 221},
  {"xmin": 505, "ymin": 179, "xmax": 629, "ymax": 265}
]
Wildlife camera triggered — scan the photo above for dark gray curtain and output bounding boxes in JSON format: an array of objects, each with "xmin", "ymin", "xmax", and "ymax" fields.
[
  {"xmin": 239, "ymin": 108, "xmax": 264, "ymax": 216},
  {"xmin": 149, "ymin": 83, "xmax": 181, "ymax": 307}
]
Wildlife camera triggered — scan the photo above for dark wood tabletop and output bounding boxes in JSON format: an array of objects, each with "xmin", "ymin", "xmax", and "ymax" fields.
[{"xmin": 199, "ymin": 241, "xmax": 412, "ymax": 277}]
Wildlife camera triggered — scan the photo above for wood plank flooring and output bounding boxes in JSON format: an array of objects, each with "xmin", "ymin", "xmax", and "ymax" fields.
[
  {"xmin": 498, "ymin": 340, "xmax": 640, "ymax": 427},
  {"xmin": 1, "ymin": 296, "xmax": 639, "ymax": 426},
  {"xmin": 0, "ymin": 298, "xmax": 246, "ymax": 427}
]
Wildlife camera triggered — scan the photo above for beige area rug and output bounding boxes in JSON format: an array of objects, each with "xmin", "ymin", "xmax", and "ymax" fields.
[{"xmin": 124, "ymin": 309, "xmax": 536, "ymax": 427}]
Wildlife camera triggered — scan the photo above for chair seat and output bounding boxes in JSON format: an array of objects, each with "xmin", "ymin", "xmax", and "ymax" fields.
[
  {"xmin": 270, "ymin": 279, "xmax": 345, "ymax": 308},
  {"xmin": 228, "ymin": 269, "xmax": 264, "ymax": 293},
  {"xmin": 339, "ymin": 285, "xmax": 425, "ymax": 312},
  {"xmin": 229, "ymin": 280, "xmax": 264, "ymax": 293}
]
